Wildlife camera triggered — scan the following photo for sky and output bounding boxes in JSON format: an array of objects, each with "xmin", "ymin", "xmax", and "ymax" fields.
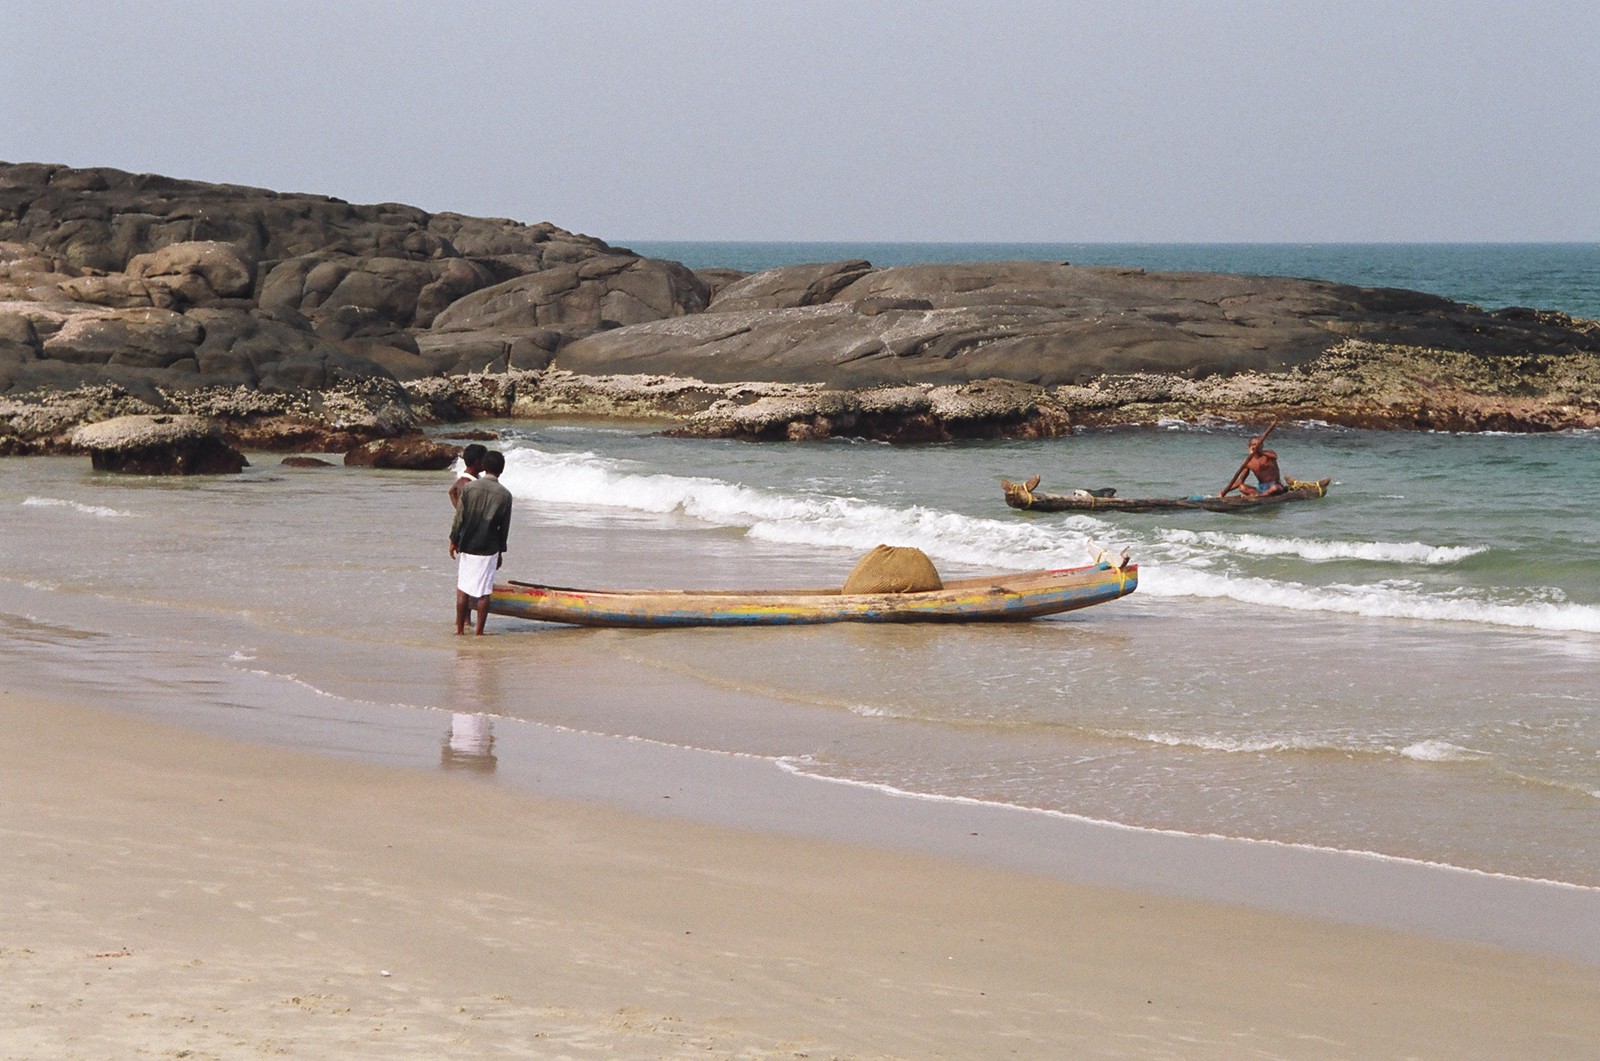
[{"xmin": 5, "ymin": 1, "xmax": 1599, "ymax": 243}]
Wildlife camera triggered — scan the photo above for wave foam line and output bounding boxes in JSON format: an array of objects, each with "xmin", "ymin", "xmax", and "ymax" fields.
[
  {"xmin": 1132, "ymin": 730, "xmax": 1355, "ymax": 755},
  {"xmin": 1400, "ymin": 739, "xmax": 1491, "ymax": 763},
  {"xmin": 22, "ymin": 496, "xmax": 135, "ymax": 518},
  {"xmin": 772, "ymin": 756, "xmax": 1600, "ymax": 891},
  {"xmin": 1163, "ymin": 528, "xmax": 1486, "ymax": 565},
  {"xmin": 1120, "ymin": 731, "xmax": 1496, "ymax": 764},
  {"xmin": 1143, "ymin": 565, "xmax": 1600, "ymax": 633}
]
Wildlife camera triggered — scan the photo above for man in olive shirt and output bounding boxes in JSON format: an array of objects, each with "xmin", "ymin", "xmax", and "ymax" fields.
[{"xmin": 448, "ymin": 450, "xmax": 513, "ymax": 635}]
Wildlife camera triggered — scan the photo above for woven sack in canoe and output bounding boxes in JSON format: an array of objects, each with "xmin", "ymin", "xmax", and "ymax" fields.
[{"xmin": 842, "ymin": 545, "xmax": 943, "ymax": 594}]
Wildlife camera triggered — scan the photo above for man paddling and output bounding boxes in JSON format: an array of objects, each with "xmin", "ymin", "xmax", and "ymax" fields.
[
  {"xmin": 1229, "ymin": 433, "xmax": 1288, "ymax": 497},
  {"xmin": 449, "ymin": 449, "xmax": 513, "ymax": 635}
]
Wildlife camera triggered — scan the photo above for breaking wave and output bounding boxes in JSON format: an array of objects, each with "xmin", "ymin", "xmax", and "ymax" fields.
[
  {"xmin": 498, "ymin": 447, "xmax": 1108, "ymax": 571},
  {"xmin": 1140, "ymin": 566, "xmax": 1600, "ymax": 633},
  {"xmin": 1161, "ymin": 528, "xmax": 1486, "ymax": 565}
]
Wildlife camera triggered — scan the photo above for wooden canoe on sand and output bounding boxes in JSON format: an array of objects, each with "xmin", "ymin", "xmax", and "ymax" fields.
[
  {"xmin": 1002, "ymin": 475, "xmax": 1331, "ymax": 513},
  {"xmin": 488, "ymin": 561, "xmax": 1137, "ymax": 628}
]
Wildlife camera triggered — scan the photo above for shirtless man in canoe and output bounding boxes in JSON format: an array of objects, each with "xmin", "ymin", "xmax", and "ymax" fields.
[{"xmin": 1230, "ymin": 434, "xmax": 1288, "ymax": 497}]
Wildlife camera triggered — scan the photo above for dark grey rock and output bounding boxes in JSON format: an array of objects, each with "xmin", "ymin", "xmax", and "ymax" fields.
[
  {"xmin": 431, "ymin": 255, "xmax": 708, "ymax": 335},
  {"xmin": 41, "ymin": 309, "xmax": 203, "ymax": 368},
  {"xmin": 707, "ymin": 260, "xmax": 873, "ymax": 313},
  {"xmin": 255, "ymin": 350, "xmax": 394, "ymax": 393},
  {"xmin": 560, "ymin": 260, "xmax": 1600, "ymax": 387},
  {"xmin": 0, "ymin": 162, "xmax": 716, "ymax": 399},
  {"xmin": 0, "ymin": 310, "xmax": 40, "ymax": 354},
  {"xmin": 258, "ymin": 254, "xmax": 498, "ymax": 329},
  {"xmin": 414, "ymin": 328, "xmax": 559, "ymax": 376},
  {"xmin": 126, "ymin": 240, "xmax": 257, "ymax": 305},
  {"xmin": 0, "ymin": 161, "xmax": 619, "ymax": 271},
  {"xmin": 55, "ymin": 274, "xmax": 158, "ymax": 308},
  {"xmin": 693, "ymin": 267, "xmax": 748, "ymax": 298}
]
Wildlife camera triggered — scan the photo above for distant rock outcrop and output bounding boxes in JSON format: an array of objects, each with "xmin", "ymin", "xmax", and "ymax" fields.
[
  {"xmin": 4, "ymin": 160, "xmax": 1600, "ymax": 443},
  {"xmin": 561, "ymin": 260, "xmax": 1600, "ymax": 387}
]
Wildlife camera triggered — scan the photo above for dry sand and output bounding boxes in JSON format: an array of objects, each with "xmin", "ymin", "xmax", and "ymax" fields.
[{"xmin": 4, "ymin": 691, "xmax": 1599, "ymax": 1060}]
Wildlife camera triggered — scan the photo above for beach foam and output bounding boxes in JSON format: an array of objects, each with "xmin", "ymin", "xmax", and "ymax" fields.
[
  {"xmin": 1400, "ymin": 739, "xmax": 1491, "ymax": 762},
  {"xmin": 1142, "ymin": 565, "xmax": 1600, "ymax": 633},
  {"xmin": 497, "ymin": 446, "xmax": 1113, "ymax": 570},
  {"xmin": 22, "ymin": 496, "xmax": 134, "ymax": 518},
  {"xmin": 771, "ymin": 755, "xmax": 1600, "ymax": 893},
  {"xmin": 1162, "ymin": 528, "xmax": 1487, "ymax": 565},
  {"xmin": 1131, "ymin": 730, "xmax": 1346, "ymax": 755}
]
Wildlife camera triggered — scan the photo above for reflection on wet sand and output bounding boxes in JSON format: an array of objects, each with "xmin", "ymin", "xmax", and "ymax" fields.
[
  {"xmin": 441, "ymin": 649, "xmax": 498, "ymax": 771},
  {"xmin": 441, "ymin": 712, "xmax": 496, "ymax": 772}
]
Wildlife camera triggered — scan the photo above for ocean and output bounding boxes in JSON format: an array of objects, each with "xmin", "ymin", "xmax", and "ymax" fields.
[{"xmin": 2, "ymin": 244, "xmax": 1597, "ymax": 899}]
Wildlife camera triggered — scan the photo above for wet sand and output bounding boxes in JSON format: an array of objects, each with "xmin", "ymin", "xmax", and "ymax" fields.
[{"xmin": 5, "ymin": 689, "xmax": 1599, "ymax": 1060}]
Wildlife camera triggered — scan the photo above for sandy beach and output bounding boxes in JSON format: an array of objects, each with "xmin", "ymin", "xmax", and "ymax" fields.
[
  {"xmin": 9, "ymin": 7, "xmax": 1600, "ymax": 1057},
  {"xmin": 5, "ymin": 689, "xmax": 1599, "ymax": 1060}
]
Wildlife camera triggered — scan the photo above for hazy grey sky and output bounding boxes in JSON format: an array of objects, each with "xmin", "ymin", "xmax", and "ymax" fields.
[{"xmin": 6, "ymin": 1, "xmax": 1598, "ymax": 242}]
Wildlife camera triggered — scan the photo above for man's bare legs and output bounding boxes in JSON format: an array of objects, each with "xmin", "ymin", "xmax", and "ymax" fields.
[{"xmin": 455, "ymin": 589, "xmax": 473, "ymax": 635}]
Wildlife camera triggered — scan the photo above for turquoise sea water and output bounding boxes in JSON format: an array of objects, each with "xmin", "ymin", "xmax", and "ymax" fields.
[
  {"xmin": 628, "ymin": 241, "xmax": 1600, "ymax": 321},
  {"xmin": 2, "ymin": 244, "xmax": 1596, "ymax": 904}
]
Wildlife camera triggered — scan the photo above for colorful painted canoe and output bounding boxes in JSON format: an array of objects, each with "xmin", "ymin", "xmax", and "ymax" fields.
[
  {"xmin": 488, "ymin": 561, "xmax": 1137, "ymax": 628},
  {"xmin": 1002, "ymin": 475, "xmax": 1331, "ymax": 513}
]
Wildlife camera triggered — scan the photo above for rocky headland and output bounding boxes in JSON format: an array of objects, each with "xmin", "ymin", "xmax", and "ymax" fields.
[{"xmin": 4, "ymin": 160, "xmax": 1598, "ymax": 464}]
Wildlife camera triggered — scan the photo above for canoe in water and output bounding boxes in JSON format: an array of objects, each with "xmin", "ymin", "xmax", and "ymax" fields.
[
  {"xmin": 1002, "ymin": 475, "xmax": 1331, "ymax": 513},
  {"xmin": 488, "ymin": 561, "xmax": 1137, "ymax": 628}
]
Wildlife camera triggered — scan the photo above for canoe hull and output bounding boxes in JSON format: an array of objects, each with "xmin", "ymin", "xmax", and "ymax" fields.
[
  {"xmin": 488, "ymin": 563, "xmax": 1138, "ymax": 628},
  {"xmin": 1002, "ymin": 477, "xmax": 1331, "ymax": 513}
]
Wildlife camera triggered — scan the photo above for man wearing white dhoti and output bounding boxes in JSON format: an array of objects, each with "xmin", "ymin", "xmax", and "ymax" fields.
[{"xmin": 448, "ymin": 450, "xmax": 513, "ymax": 635}]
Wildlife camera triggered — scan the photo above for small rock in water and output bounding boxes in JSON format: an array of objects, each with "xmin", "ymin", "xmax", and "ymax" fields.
[{"xmin": 70, "ymin": 414, "xmax": 247, "ymax": 475}]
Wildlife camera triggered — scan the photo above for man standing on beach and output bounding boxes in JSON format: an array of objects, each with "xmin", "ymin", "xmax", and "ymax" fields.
[{"xmin": 449, "ymin": 449, "xmax": 513, "ymax": 635}]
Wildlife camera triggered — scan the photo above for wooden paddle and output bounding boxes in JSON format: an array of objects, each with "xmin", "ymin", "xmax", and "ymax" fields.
[{"xmin": 1220, "ymin": 419, "xmax": 1278, "ymax": 496}]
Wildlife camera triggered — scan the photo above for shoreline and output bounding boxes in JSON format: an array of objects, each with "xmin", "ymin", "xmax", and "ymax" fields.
[
  {"xmin": 492, "ymin": 704, "xmax": 1600, "ymax": 965},
  {"xmin": 8, "ymin": 628, "xmax": 1600, "ymax": 966},
  {"xmin": 6, "ymin": 691, "xmax": 1600, "ymax": 1058}
]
